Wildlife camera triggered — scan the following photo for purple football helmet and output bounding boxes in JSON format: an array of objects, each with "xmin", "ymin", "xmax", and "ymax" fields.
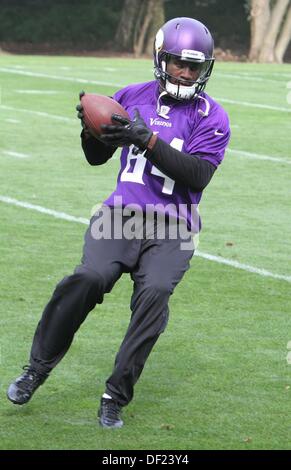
[{"xmin": 154, "ymin": 17, "xmax": 215, "ymax": 100}]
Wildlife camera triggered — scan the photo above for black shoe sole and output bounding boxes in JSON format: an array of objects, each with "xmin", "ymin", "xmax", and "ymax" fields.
[
  {"xmin": 6, "ymin": 393, "xmax": 29, "ymax": 405},
  {"xmin": 99, "ymin": 418, "xmax": 124, "ymax": 429}
]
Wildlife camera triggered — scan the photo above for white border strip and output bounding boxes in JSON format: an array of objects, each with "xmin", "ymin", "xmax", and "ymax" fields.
[{"xmin": 1, "ymin": 195, "xmax": 290, "ymax": 283}]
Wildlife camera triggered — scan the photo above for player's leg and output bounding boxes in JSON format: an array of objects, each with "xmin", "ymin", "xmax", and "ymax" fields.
[
  {"xmin": 102, "ymin": 233, "xmax": 194, "ymax": 423},
  {"xmin": 7, "ymin": 208, "xmax": 138, "ymax": 405},
  {"xmin": 6, "ymin": 262, "xmax": 119, "ymax": 406},
  {"xmin": 28, "ymin": 262, "xmax": 122, "ymax": 375}
]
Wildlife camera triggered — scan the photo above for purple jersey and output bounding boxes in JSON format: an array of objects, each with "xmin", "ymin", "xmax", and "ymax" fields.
[{"xmin": 104, "ymin": 80, "xmax": 230, "ymax": 231}]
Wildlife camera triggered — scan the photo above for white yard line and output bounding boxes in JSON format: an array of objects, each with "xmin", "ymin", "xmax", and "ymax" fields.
[
  {"xmin": 1, "ymin": 67, "xmax": 290, "ymax": 112},
  {"xmin": 0, "ymin": 104, "xmax": 75, "ymax": 123},
  {"xmin": 1, "ymin": 150, "xmax": 30, "ymax": 159},
  {"xmin": 5, "ymin": 118, "xmax": 21, "ymax": 124},
  {"xmin": 0, "ymin": 196, "xmax": 89, "ymax": 224},
  {"xmin": 9, "ymin": 65, "xmax": 28, "ymax": 69},
  {"xmin": 215, "ymin": 72, "xmax": 279, "ymax": 84},
  {"xmin": 214, "ymin": 96, "xmax": 291, "ymax": 113},
  {"xmin": 7, "ymin": 65, "xmax": 291, "ymax": 79},
  {"xmin": 2, "ymin": 104, "xmax": 290, "ymax": 165},
  {"xmin": 14, "ymin": 89, "xmax": 63, "ymax": 95},
  {"xmin": 196, "ymin": 251, "xmax": 291, "ymax": 283},
  {"xmin": 227, "ymin": 148, "xmax": 291, "ymax": 164},
  {"xmin": 227, "ymin": 71, "xmax": 291, "ymax": 80},
  {"xmin": 0, "ymin": 67, "xmax": 124, "ymax": 88},
  {"xmin": 1, "ymin": 195, "xmax": 290, "ymax": 284}
]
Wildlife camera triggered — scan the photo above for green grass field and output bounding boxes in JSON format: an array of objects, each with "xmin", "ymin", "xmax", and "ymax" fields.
[{"xmin": 0, "ymin": 55, "xmax": 291, "ymax": 450}]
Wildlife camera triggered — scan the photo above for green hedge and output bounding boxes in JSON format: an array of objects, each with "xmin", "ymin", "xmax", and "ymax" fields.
[
  {"xmin": 0, "ymin": 0, "xmax": 122, "ymax": 47},
  {"xmin": 0, "ymin": 0, "xmax": 250, "ymax": 54}
]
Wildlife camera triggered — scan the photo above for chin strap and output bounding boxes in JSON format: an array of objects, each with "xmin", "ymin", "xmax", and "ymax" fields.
[
  {"xmin": 156, "ymin": 88, "xmax": 211, "ymax": 120},
  {"xmin": 156, "ymin": 91, "xmax": 170, "ymax": 119},
  {"xmin": 197, "ymin": 96, "xmax": 210, "ymax": 117}
]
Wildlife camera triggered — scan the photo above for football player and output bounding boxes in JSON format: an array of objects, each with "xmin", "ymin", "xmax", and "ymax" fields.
[{"xmin": 7, "ymin": 17, "xmax": 230, "ymax": 428}]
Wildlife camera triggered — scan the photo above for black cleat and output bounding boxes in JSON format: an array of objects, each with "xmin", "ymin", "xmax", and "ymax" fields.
[
  {"xmin": 7, "ymin": 366, "xmax": 48, "ymax": 405},
  {"xmin": 98, "ymin": 397, "xmax": 123, "ymax": 428}
]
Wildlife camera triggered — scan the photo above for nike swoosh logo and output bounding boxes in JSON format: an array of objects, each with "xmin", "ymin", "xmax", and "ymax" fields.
[{"xmin": 214, "ymin": 130, "xmax": 224, "ymax": 136}]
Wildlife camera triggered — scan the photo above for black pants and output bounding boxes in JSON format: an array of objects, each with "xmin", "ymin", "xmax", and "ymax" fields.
[{"xmin": 30, "ymin": 208, "xmax": 194, "ymax": 406}]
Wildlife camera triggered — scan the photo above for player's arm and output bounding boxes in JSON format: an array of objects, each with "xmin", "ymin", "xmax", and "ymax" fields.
[
  {"xmin": 145, "ymin": 136, "xmax": 216, "ymax": 192},
  {"xmin": 100, "ymin": 108, "xmax": 216, "ymax": 191},
  {"xmin": 81, "ymin": 130, "xmax": 117, "ymax": 166}
]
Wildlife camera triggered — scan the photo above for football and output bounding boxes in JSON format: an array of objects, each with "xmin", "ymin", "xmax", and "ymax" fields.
[{"xmin": 81, "ymin": 93, "xmax": 130, "ymax": 137}]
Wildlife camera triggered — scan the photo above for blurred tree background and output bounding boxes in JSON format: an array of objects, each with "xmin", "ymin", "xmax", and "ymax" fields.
[{"xmin": 0, "ymin": 0, "xmax": 290, "ymax": 62}]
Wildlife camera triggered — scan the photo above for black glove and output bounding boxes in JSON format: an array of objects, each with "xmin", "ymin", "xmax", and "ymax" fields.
[{"xmin": 100, "ymin": 108, "xmax": 153, "ymax": 150}]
